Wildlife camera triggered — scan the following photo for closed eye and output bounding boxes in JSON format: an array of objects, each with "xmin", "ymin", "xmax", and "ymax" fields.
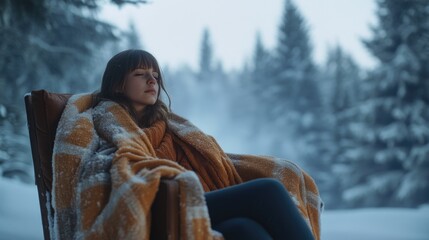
[
  {"xmin": 133, "ymin": 70, "xmax": 159, "ymax": 80},
  {"xmin": 135, "ymin": 73, "xmax": 151, "ymax": 79},
  {"xmin": 152, "ymin": 72, "xmax": 159, "ymax": 79}
]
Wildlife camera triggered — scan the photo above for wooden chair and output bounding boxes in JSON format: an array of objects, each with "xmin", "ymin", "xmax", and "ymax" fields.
[{"xmin": 24, "ymin": 90, "xmax": 180, "ymax": 240}]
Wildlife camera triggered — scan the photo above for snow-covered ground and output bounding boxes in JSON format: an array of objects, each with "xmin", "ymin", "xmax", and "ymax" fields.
[
  {"xmin": 0, "ymin": 177, "xmax": 43, "ymax": 240},
  {"xmin": 1, "ymin": 176, "xmax": 428, "ymax": 240},
  {"xmin": 322, "ymin": 207, "xmax": 429, "ymax": 240}
]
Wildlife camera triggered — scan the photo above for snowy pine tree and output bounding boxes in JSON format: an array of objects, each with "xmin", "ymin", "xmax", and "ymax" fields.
[
  {"xmin": 342, "ymin": 0, "xmax": 429, "ymax": 207},
  {"xmin": 267, "ymin": 0, "xmax": 325, "ymax": 172},
  {"xmin": 322, "ymin": 45, "xmax": 363, "ymax": 208},
  {"xmin": 272, "ymin": 0, "xmax": 322, "ymax": 128},
  {"xmin": 247, "ymin": 33, "xmax": 273, "ymax": 124},
  {"xmin": 326, "ymin": 46, "xmax": 362, "ymax": 115},
  {"xmin": 198, "ymin": 28, "xmax": 214, "ymax": 81}
]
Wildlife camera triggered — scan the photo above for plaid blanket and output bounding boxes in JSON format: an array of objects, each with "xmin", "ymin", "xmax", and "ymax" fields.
[{"xmin": 52, "ymin": 93, "xmax": 322, "ymax": 240}]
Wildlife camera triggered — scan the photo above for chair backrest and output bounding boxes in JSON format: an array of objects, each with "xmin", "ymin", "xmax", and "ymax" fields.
[{"xmin": 25, "ymin": 90, "xmax": 72, "ymax": 240}]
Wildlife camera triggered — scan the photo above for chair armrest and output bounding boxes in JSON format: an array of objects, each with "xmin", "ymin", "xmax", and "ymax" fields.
[{"xmin": 151, "ymin": 179, "xmax": 180, "ymax": 240}]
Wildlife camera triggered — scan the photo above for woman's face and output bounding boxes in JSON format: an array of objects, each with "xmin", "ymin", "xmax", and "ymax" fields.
[{"xmin": 123, "ymin": 68, "xmax": 159, "ymax": 113}]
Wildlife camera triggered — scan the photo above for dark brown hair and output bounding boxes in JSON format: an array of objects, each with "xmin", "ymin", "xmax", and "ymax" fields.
[{"xmin": 96, "ymin": 49, "xmax": 171, "ymax": 128}]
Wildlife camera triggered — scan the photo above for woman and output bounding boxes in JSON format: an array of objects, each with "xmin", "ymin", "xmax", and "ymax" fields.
[
  {"xmin": 52, "ymin": 49, "xmax": 321, "ymax": 240},
  {"xmin": 98, "ymin": 49, "xmax": 316, "ymax": 239}
]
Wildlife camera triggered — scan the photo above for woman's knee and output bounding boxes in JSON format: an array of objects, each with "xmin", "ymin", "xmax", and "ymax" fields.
[{"xmin": 250, "ymin": 178, "xmax": 287, "ymax": 195}]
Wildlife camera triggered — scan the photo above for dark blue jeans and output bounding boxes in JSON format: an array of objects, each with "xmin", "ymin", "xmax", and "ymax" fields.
[{"xmin": 205, "ymin": 178, "xmax": 315, "ymax": 240}]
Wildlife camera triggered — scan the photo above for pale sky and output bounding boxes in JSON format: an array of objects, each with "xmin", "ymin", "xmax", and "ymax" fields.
[{"xmin": 100, "ymin": 0, "xmax": 377, "ymax": 71}]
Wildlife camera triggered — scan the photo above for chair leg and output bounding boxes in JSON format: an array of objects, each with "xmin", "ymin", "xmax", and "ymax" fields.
[{"xmin": 150, "ymin": 179, "xmax": 180, "ymax": 240}]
